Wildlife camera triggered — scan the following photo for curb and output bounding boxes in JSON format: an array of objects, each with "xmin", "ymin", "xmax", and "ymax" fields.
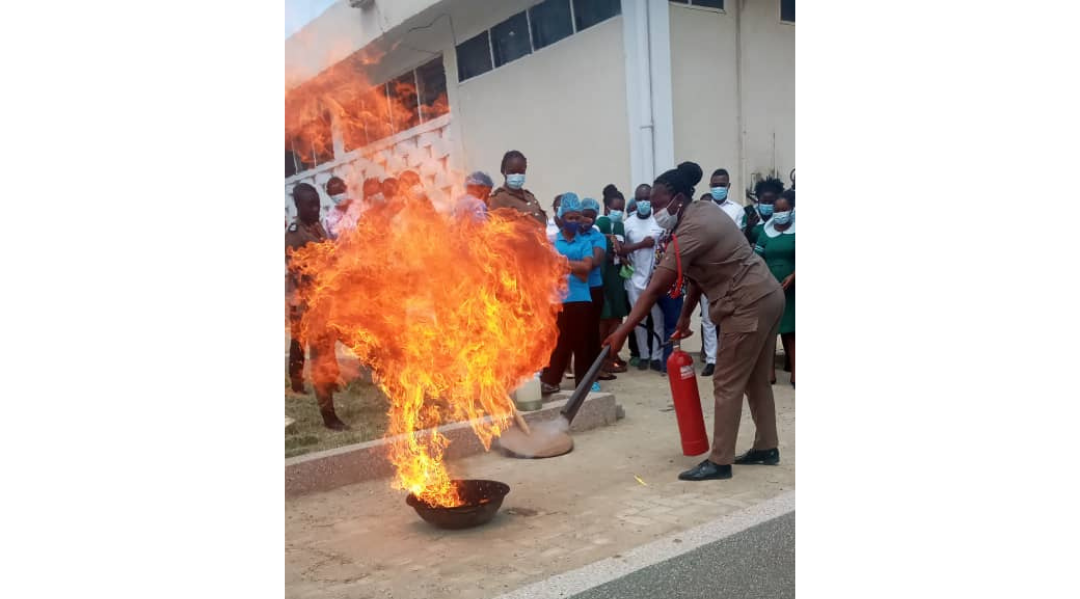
[{"xmin": 285, "ymin": 392, "xmax": 619, "ymax": 498}]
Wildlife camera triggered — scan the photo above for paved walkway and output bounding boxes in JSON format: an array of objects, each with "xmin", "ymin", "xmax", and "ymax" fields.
[{"xmin": 285, "ymin": 355, "xmax": 796, "ymax": 599}]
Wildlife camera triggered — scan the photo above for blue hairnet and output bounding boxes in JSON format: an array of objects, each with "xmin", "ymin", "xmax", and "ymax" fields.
[
  {"xmin": 581, "ymin": 197, "xmax": 600, "ymax": 213},
  {"xmin": 465, "ymin": 171, "xmax": 493, "ymax": 187},
  {"xmin": 558, "ymin": 192, "xmax": 581, "ymax": 218}
]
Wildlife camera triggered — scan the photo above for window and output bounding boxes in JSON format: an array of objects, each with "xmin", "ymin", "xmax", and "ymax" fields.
[
  {"xmin": 572, "ymin": 0, "xmax": 621, "ymax": 31},
  {"xmin": 781, "ymin": 0, "xmax": 795, "ymax": 23},
  {"xmin": 456, "ymin": 0, "xmax": 621, "ymax": 84},
  {"xmin": 530, "ymin": 0, "xmax": 573, "ymax": 50},
  {"xmin": 456, "ymin": 31, "xmax": 493, "ymax": 81},
  {"xmin": 491, "ymin": 12, "xmax": 532, "ymax": 67},
  {"xmin": 669, "ymin": 0, "xmax": 724, "ymax": 8},
  {"xmin": 387, "ymin": 71, "xmax": 420, "ymax": 133},
  {"xmin": 285, "ymin": 110, "xmax": 333, "ymax": 178},
  {"xmin": 416, "ymin": 56, "xmax": 449, "ymax": 123}
]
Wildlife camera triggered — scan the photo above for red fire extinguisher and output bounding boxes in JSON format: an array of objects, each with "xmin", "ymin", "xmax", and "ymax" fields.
[
  {"xmin": 662, "ymin": 233, "xmax": 709, "ymax": 456},
  {"xmin": 667, "ymin": 335, "xmax": 709, "ymax": 456}
]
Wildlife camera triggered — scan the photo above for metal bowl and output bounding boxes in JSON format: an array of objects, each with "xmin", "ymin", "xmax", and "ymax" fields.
[{"xmin": 405, "ymin": 479, "xmax": 510, "ymax": 530}]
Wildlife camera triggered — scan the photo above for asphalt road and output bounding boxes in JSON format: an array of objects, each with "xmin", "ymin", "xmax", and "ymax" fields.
[{"xmin": 569, "ymin": 512, "xmax": 795, "ymax": 599}]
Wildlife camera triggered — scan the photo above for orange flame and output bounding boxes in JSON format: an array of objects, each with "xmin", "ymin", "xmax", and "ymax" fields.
[{"xmin": 290, "ymin": 196, "xmax": 567, "ymax": 507}]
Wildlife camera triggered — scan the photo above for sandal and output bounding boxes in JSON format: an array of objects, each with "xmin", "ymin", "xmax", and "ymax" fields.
[{"xmin": 597, "ymin": 372, "xmax": 617, "ymax": 381}]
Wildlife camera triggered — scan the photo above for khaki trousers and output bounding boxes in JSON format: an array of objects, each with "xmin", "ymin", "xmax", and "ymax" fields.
[{"xmin": 708, "ymin": 288, "xmax": 786, "ymax": 465}]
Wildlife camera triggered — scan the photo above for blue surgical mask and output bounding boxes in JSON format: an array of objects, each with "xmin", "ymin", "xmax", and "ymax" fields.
[
  {"xmin": 710, "ymin": 187, "xmax": 728, "ymax": 202},
  {"xmin": 636, "ymin": 200, "xmax": 652, "ymax": 217},
  {"xmin": 758, "ymin": 204, "xmax": 774, "ymax": 218},
  {"xmin": 772, "ymin": 211, "xmax": 792, "ymax": 225},
  {"xmin": 562, "ymin": 221, "xmax": 581, "ymax": 235},
  {"xmin": 506, "ymin": 173, "xmax": 526, "ymax": 190},
  {"xmin": 608, "ymin": 210, "xmax": 623, "ymax": 223}
]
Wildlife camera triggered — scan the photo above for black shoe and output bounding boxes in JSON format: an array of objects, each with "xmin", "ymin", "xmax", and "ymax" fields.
[
  {"xmin": 678, "ymin": 460, "xmax": 732, "ymax": 481},
  {"xmin": 320, "ymin": 408, "xmax": 351, "ymax": 431},
  {"xmin": 637, "ymin": 360, "xmax": 649, "ymax": 371},
  {"xmin": 650, "ymin": 359, "xmax": 663, "ymax": 372},
  {"xmin": 290, "ymin": 380, "xmax": 305, "ymax": 394},
  {"xmin": 541, "ymin": 383, "xmax": 560, "ymax": 395},
  {"xmin": 733, "ymin": 448, "xmax": 780, "ymax": 465},
  {"xmin": 701, "ymin": 363, "xmax": 716, "ymax": 377}
]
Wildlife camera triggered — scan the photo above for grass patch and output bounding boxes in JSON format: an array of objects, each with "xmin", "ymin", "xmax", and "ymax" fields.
[{"xmin": 284, "ymin": 376, "xmax": 390, "ymax": 458}]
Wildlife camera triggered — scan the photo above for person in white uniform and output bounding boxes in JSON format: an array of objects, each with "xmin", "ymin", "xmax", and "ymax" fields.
[
  {"xmin": 620, "ymin": 195, "xmax": 666, "ymax": 372},
  {"xmin": 697, "ymin": 168, "xmax": 745, "ymax": 376},
  {"xmin": 322, "ymin": 177, "xmax": 362, "ymax": 240}
]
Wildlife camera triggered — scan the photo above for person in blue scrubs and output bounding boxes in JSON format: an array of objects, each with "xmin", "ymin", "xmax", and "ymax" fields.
[
  {"xmin": 580, "ymin": 197, "xmax": 615, "ymax": 382},
  {"xmin": 540, "ymin": 193, "xmax": 598, "ymax": 395}
]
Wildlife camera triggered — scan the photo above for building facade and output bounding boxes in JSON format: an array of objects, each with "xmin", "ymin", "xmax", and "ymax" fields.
[{"xmin": 284, "ymin": 0, "xmax": 794, "ymax": 220}]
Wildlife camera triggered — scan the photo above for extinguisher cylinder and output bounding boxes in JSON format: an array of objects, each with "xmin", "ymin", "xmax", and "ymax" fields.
[{"xmin": 666, "ymin": 348, "xmax": 710, "ymax": 456}]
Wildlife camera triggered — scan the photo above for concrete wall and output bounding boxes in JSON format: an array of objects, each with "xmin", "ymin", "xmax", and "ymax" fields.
[
  {"xmin": 669, "ymin": 0, "xmax": 794, "ymax": 202},
  {"xmin": 453, "ymin": 15, "xmax": 632, "ymax": 211},
  {"xmin": 740, "ymin": 0, "xmax": 795, "ymax": 185},
  {"xmin": 669, "ymin": 3, "xmax": 740, "ymax": 197}
]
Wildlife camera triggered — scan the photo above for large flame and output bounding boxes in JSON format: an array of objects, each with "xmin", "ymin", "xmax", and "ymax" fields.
[
  {"xmin": 290, "ymin": 196, "xmax": 566, "ymax": 507},
  {"xmin": 287, "ymin": 38, "xmax": 566, "ymax": 507}
]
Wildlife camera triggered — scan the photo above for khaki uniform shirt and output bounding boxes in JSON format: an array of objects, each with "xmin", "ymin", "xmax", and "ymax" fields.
[
  {"xmin": 656, "ymin": 201, "xmax": 780, "ymax": 333},
  {"xmin": 285, "ymin": 219, "xmax": 329, "ymax": 307},
  {"xmin": 488, "ymin": 186, "xmax": 547, "ymax": 224}
]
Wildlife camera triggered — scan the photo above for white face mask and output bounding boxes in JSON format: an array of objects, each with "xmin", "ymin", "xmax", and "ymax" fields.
[
  {"xmin": 329, "ymin": 193, "xmax": 347, "ymax": 205},
  {"xmin": 654, "ymin": 198, "xmax": 682, "ymax": 230}
]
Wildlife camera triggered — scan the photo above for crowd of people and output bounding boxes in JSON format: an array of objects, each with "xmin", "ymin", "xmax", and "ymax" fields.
[{"xmin": 285, "ymin": 150, "xmax": 795, "ymax": 483}]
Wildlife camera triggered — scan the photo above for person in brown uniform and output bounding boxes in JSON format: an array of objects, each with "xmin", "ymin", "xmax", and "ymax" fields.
[
  {"xmin": 604, "ymin": 162, "xmax": 784, "ymax": 481},
  {"xmin": 286, "ymin": 183, "xmax": 349, "ymax": 431},
  {"xmin": 487, "ymin": 150, "xmax": 547, "ymax": 224}
]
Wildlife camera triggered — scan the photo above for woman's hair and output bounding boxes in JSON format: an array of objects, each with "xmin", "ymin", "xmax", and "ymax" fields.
[
  {"xmin": 754, "ymin": 177, "xmax": 786, "ymax": 198},
  {"xmin": 780, "ymin": 188, "xmax": 795, "ymax": 207},
  {"xmin": 654, "ymin": 161, "xmax": 704, "ymax": 199},
  {"xmin": 601, "ymin": 184, "xmax": 624, "ymax": 206},
  {"xmin": 292, "ymin": 182, "xmax": 317, "ymax": 201},
  {"xmin": 500, "ymin": 150, "xmax": 527, "ymax": 174}
]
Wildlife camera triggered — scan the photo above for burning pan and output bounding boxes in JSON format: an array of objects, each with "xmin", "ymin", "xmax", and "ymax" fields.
[{"xmin": 406, "ymin": 479, "xmax": 510, "ymax": 530}]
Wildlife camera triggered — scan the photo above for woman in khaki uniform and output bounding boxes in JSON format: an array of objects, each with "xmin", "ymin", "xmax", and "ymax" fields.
[
  {"xmin": 604, "ymin": 162, "xmax": 785, "ymax": 482},
  {"xmin": 486, "ymin": 150, "xmax": 547, "ymax": 224}
]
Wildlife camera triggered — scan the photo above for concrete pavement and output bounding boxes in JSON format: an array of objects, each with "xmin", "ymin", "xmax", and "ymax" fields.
[{"xmin": 285, "ymin": 353, "xmax": 795, "ymax": 599}]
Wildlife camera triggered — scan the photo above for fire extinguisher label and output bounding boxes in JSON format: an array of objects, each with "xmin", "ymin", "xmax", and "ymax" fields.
[{"xmin": 680, "ymin": 365, "xmax": 695, "ymax": 379}]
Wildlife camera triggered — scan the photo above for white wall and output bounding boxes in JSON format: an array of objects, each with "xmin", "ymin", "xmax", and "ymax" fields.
[
  {"xmin": 669, "ymin": 3, "xmax": 741, "ymax": 197},
  {"xmin": 740, "ymin": 0, "xmax": 795, "ymax": 185},
  {"xmin": 668, "ymin": 0, "xmax": 794, "ymax": 202},
  {"xmin": 453, "ymin": 16, "xmax": 632, "ymax": 211}
]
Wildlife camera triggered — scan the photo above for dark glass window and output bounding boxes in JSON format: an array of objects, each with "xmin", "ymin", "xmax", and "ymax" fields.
[
  {"xmin": 669, "ymin": 0, "xmax": 689, "ymax": 4},
  {"xmin": 286, "ymin": 148, "xmax": 301, "ymax": 178},
  {"xmin": 456, "ymin": 30, "xmax": 493, "ymax": 81},
  {"xmin": 572, "ymin": 0, "xmax": 621, "ymax": 31},
  {"xmin": 388, "ymin": 72, "xmax": 420, "ymax": 133},
  {"xmin": 781, "ymin": 0, "xmax": 795, "ymax": 22},
  {"xmin": 491, "ymin": 12, "xmax": 532, "ymax": 67},
  {"xmin": 416, "ymin": 56, "xmax": 449, "ymax": 122},
  {"xmin": 285, "ymin": 109, "xmax": 333, "ymax": 176},
  {"xmin": 694, "ymin": 0, "xmax": 724, "ymax": 9},
  {"xmin": 530, "ymin": 0, "xmax": 573, "ymax": 50}
]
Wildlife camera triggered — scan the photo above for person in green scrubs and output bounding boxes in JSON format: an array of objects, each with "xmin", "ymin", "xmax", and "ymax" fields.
[
  {"xmin": 596, "ymin": 185, "xmax": 630, "ymax": 373},
  {"xmin": 745, "ymin": 177, "xmax": 785, "ymax": 246},
  {"xmin": 754, "ymin": 189, "xmax": 795, "ymax": 387}
]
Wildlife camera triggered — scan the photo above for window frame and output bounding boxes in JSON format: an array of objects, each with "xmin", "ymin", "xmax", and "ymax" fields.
[
  {"xmin": 780, "ymin": 0, "xmax": 795, "ymax": 24},
  {"xmin": 669, "ymin": 0, "xmax": 725, "ymax": 11},
  {"xmin": 456, "ymin": 0, "xmax": 623, "ymax": 84}
]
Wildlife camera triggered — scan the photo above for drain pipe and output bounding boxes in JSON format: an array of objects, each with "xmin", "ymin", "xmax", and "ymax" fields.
[
  {"xmin": 735, "ymin": 0, "xmax": 746, "ymax": 201},
  {"xmin": 642, "ymin": 0, "xmax": 656, "ymax": 183}
]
